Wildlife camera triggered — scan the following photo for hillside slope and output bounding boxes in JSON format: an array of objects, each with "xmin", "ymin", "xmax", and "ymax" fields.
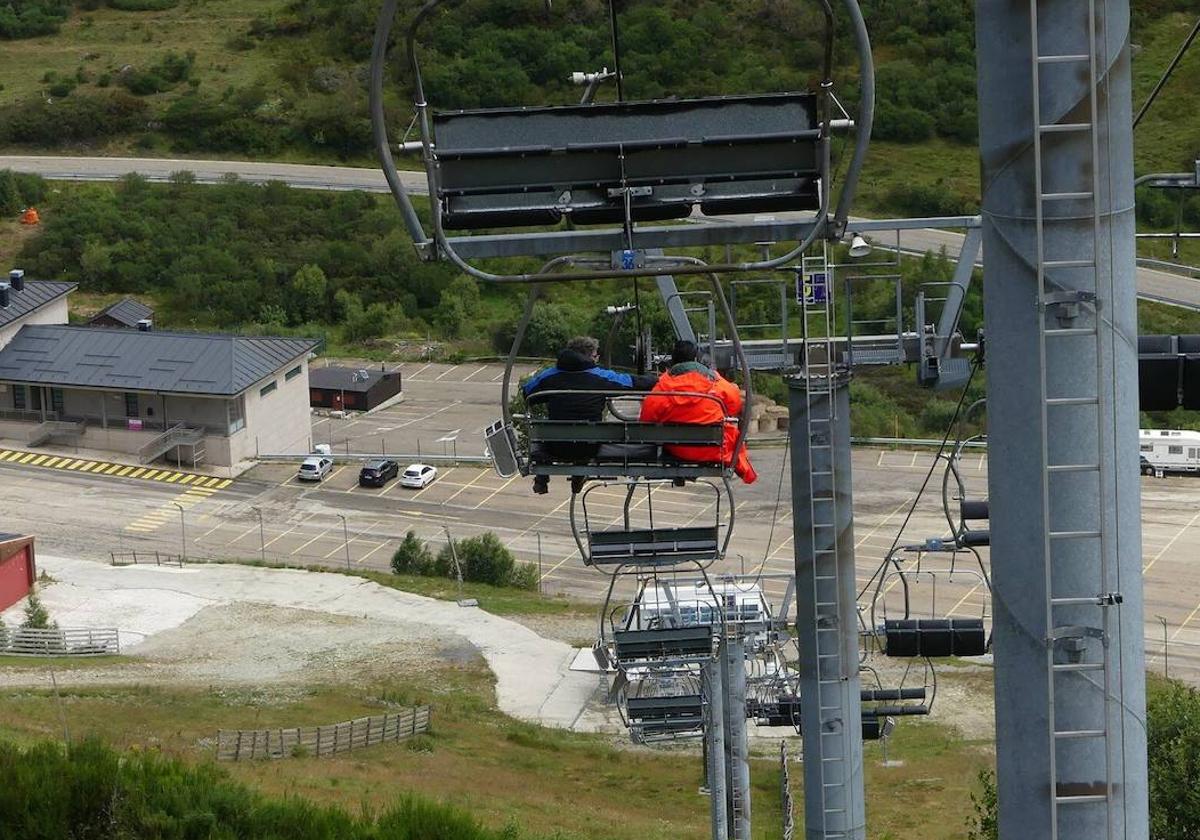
[{"xmin": 1, "ymin": 1, "xmax": 1196, "ymax": 217}]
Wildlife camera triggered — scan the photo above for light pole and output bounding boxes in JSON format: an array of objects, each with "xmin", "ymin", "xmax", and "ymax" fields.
[
  {"xmin": 336, "ymin": 514, "xmax": 351, "ymax": 570},
  {"xmin": 252, "ymin": 507, "xmax": 265, "ymax": 563},
  {"xmin": 173, "ymin": 502, "xmax": 186, "ymax": 562},
  {"xmin": 1158, "ymin": 615, "xmax": 1169, "ymax": 678}
]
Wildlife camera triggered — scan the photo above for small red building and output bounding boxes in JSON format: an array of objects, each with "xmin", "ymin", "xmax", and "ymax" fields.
[{"xmin": 0, "ymin": 534, "xmax": 36, "ymax": 612}]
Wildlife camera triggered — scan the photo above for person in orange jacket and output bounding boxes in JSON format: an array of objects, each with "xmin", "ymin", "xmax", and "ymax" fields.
[{"xmin": 639, "ymin": 340, "xmax": 757, "ymax": 484}]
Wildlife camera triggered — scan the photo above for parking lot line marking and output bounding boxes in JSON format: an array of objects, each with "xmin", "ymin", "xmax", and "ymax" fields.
[
  {"xmin": 462, "ymin": 365, "xmax": 489, "ymax": 381},
  {"xmin": 473, "ymin": 473, "xmax": 519, "ymax": 509},
  {"xmin": 357, "ymin": 540, "xmax": 390, "ymax": 565},
  {"xmin": 225, "ymin": 522, "xmax": 261, "ymax": 546},
  {"xmin": 408, "ymin": 362, "xmax": 433, "ymax": 379},
  {"xmin": 262, "ymin": 513, "xmax": 316, "ymax": 549},
  {"xmin": 291, "ymin": 528, "xmax": 334, "ymax": 556},
  {"xmin": 394, "ymin": 400, "xmax": 462, "ymax": 429},
  {"xmin": 1143, "ymin": 508, "xmax": 1200, "ymax": 574},
  {"xmin": 440, "ymin": 468, "xmax": 491, "ymax": 505},
  {"xmin": 1172, "ymin": 601, "xmax": 1200, "ymax": 641}
]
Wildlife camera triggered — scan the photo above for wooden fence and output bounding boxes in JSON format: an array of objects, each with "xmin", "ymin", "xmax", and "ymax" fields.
[
  {"xmin": 217, "ymin": 706, "xmax": 430, "ymax": 761},
  {"xmin": 0, "ymin": 627, "xmax": 120, "ymax": 657},
  {"xmin": 780, "ymin": 740, "xmax": 795, "ymax": 840}
]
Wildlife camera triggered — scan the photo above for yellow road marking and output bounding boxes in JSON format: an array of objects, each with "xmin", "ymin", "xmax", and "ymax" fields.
[
  {"xmin": 18, "ymin": 453, "xmax": 37, "ymax": 464},
  {"xmin": 117, "ymin": 466, "xmax": 134, "ymax": 476},
  {"xmin": 86, "ymin": 463, "xmax": 109, "ymax": 472},
  {"xmin": 215, "ymin": 479, "xmax": 231, "ymax": 489},
  {"xmin": 143, "ymin": 470, "xmax": 161, "ymax": 479},
  {"xmin": 104, "ymin": 464, "xmax": 122, "ymax": 474},
  {"xmin": 129, "ymin": 468, "xmax": 146, "ymax": 478},
  {"xmin": 29, "ymin": 454, "xmax": 48, "ymax": 465},
  {"xmin": 179, "ymin": 474, "xmax": 196, "ymax": 485},
  {"xmin": 164, "ymin": 472, "xmax": 183, "ymax": 483},
  {"xmin": 43, "ymin": 457, "xmax": 63, "ymax": 467}
]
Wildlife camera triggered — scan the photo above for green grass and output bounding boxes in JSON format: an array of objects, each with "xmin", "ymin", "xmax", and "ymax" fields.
[
  {"xmin": 0, "ymin": 662, "xmax": 995, "ymax": 840},
  {"xmin": 211, "ymin": 558, "xmax": 596, "ymax": 619}
]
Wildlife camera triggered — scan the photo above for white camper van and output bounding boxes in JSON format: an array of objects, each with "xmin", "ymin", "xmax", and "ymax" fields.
[{"xmin": 1139, "ymin": 429, "xmax": 1200, "ymax": 477}]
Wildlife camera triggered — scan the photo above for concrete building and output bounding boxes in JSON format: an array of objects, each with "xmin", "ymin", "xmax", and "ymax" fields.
[
  {"xmin": 87, "ymin": 297, "xmax": 154, "ymax": 330},
  {"xmin": 309, "ymin": 365, "xmax": 402, "ymax": 411},
  {"xmin": 0, "ymin": 534, "xmax": 36, "ymax": 612},
  {"xmin": 0, "ymin": 270, "xmax": 74, "ymax": 350},
  {"xmin": 0, "ymin": 325, "xmax": 318, "ymax": 474}
]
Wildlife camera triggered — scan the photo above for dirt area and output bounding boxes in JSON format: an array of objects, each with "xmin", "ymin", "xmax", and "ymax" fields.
[{"xmin": 0, "ymin": 555, "xmax": 612, "ymax": 732}]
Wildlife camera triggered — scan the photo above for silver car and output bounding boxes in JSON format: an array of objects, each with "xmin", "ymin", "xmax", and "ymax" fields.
[{"xmin": 297, "ymin": 456, "xmax": 333, "ymax": 481}]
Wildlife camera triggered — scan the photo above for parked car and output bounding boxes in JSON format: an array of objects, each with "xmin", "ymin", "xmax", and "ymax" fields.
[
  {"xmin": 297, "ymin": 456, "xmax": 333, "ymax": 481},
  {"xmin": 400, "ymin": 463, "xmax": 438, "ymax": 488},
  {"xmin": 359, "ymin": 459, "xmax": 400, "ymax": 487}
]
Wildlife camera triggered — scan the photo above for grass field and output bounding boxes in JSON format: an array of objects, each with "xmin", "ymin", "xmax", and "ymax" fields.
[{"xmin": 0, "ymin": 654, "xmax": 994, "ymax": 840}]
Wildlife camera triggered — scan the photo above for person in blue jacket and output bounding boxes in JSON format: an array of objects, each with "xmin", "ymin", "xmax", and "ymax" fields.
[{"xmin": 523, "ymin": 335, "xmax": 657, "ymax": 494}]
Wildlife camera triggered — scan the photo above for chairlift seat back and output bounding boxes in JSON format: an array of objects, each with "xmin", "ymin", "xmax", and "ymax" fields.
[
  {"xmin": 587, "ymin": 525, "xmax": 721, "ymax": 566},
  {"xmin": 626, "ymin": 694, "xmax": 705, "ymax": 729},
  {"xmin": 529, "ymin": 419, "xmax": 724, "ymax": 446},
  {"xmin": 883, "ymin": 618, "xmax": 988, "ymax": 658},
  {"xmin": 613, "ymin": 625, "xmax": 714, "ymax": 662},
  {"xmin": 432, "ymin": 92, "xmax": 821, "ymax": 230}
]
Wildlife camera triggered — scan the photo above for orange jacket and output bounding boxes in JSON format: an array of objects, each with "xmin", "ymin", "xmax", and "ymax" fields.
[{"xmin": 639, "ymin": 362, "xmax": 757, "ymax": 484}]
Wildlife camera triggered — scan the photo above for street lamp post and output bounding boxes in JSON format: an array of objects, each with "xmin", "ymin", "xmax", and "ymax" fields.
[
  {"xmin": 1158, "ymin": 615, "xmax": 1169, "ymax": 678},
  {"xmin": 337, "ymin": 514, "xmax": 351, "ymax": 570},
  {"xmin": 253, "ymin": 507, "xmax": 265, "ymax": 563},
  {"xmin": 173, "ymin": 502, "xmax": 186, "ymax": 562}
]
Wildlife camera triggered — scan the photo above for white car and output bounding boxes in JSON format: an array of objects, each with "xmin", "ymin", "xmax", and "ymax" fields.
[
  {"xmin": 297, "ymin": 456, "xmax": 333, "ymax": 481},
  {"xmin": 400, "ymin": 463, "xmax": 438, "ymax": 488}
]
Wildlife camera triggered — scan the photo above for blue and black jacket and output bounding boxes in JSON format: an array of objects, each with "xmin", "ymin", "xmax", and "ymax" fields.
[{"xmin": 523, "ymin": 349, "xmax": 657, "ymax": 422}]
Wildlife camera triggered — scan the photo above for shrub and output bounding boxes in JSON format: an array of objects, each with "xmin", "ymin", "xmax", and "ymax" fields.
[
  {"xmin": 21, "ymin": 593, "xmax": 52, "ymax": 630},
  {"xmin": 391, "ymin": 531, "xmax": 434, "ymax": 576},
  {"xmin": 1148, "ymin": 679, "xmax": 1200, "ymax": 839},
  {"xmin": 0, "ymin": 1, "xmax": 71, "ymax": 39},
  {"xmin": 436, "ymin": 533, "xmax": 517, "ymax": 587},
  {"xmin": 0, "ymin": 92, "xmax": 148, "ymax": 145},
  {"xmin": 965, "ymin": 769, "xmax": 998, "ymax": 840},
  {"xmin": 507, "ymin": 562, "xmax": 540, "ymax": 592}
]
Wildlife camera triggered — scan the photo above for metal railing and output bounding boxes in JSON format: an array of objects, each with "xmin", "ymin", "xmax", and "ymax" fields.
[
  {"xmin": 0, "ymin": 626, "xmax": 120, "ymax": 657},
  {"xmin": 138, "ymin": 422, "xmax": 204, "ymax": 463},
  {"xmin": 0, "ymin": 408, "xmax": 57, "ymax": 423},
  {"xmin": 110, "ymin": 550, "xmax": 184, "ymax": 568},
  {"xmin": 780, "ymin": 740, "xmax": 795, "ymax": 840}
]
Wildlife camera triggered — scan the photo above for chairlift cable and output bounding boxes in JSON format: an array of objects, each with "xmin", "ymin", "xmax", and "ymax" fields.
[
  {"xmin": 1133, "ymin": 15, "xmax": 1200, "ymax": 130},
  {"xmin": 856, "ymin": 361, "xmax": 980, "ymax": 601}
]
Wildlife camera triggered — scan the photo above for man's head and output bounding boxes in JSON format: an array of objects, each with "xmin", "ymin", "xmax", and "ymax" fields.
[
  {"xmin": 567, "ymin": 335, "xmax": 600, "ymax": 362},
  {"xmin": 671, "ymin": 340, "xmax": 700, "ymax": 366}
]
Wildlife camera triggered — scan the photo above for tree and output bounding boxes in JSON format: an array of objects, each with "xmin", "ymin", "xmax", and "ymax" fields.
[
  {"xmin": 20, "ymin": 592, "xmax": 52, "ymax": 630},
  {"xmin": 0, "ymin": 169, "xmax": 20, "ymax": 216},
  {"xmin": 289, "ymin": 264, "xmax": 327, "ymax": 324},
  {"xmin": 965, "ymin": 769, "xmax": 998, "ymax": 840},
  {"xmin": 1148, "ymin": 679, "xmax": 1200, "ymax": 839},
  {"xmin": 436, "ymin": 533, "xmax": 516, "ymax": 587},
  {"xmin": 391, "ymin": 531, "xmax": 433, "ymax": 576}
]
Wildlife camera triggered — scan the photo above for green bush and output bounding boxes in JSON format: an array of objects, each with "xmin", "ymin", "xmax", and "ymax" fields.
[
  {"xmin": 437, "ymin": 533, "xmax": 515, "ymax": 587},
  {"xmin": 391, "ymin": 530, "xmax": 434, "ymax": 576},
  {"xmin": 21, "ymin": 593, "xmax": 52, "ymax": 630},
  {"xmin": 1149, "ymin": 679, "xmax": 1200, "ymax": 839},
  {"xmin": 0, "ymin": 1, "xmax": 71, "ymax": 39},
  {"xmin": 0, "ymin": 738, "xmax": 514, "ymax": 839},
  {"xmin": 107, "ymin": 0, "xmax": 178, "ymax": 9},
  {"xmin": 0, "ymin": 92, "xmax": 148, "ymax": 145}
]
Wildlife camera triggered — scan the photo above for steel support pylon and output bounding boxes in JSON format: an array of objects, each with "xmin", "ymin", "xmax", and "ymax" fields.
[
  {"xmin": 788, "ymin": 374, "xmax": 865, "ymax": 839},
  {"xmin": 975, "ymin": 0, "xmax": 1148, "ymax": 837}
]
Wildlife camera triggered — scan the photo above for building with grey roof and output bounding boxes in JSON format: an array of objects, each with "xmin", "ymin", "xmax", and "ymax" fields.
[
  {"xmin": 87, "ymin": 297, "xmax": 154, "ymax": 330},
  {"xmin": 0, "ymin": 269, "xmax": 75, "ymax": 350},
  {"xmin": 0, "ymin": 325, "xmax": 318, "ymax": 475}
]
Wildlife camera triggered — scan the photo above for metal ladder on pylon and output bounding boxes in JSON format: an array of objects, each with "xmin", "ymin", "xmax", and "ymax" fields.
[
  {"xmin": 1029, "ymin": 1, "xmax": 1117, "ymax": 837},
  {"xmin": 722, "ymin": 602, "xmax": 749, "ymax": 839},
  {"xmin": 800, "ymin": 243, "xmax": 851, "ymax": 837}
]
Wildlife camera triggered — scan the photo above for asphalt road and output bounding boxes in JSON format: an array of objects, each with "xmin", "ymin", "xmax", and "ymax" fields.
[{"xmin": 3, "ymin": 154, "xmax": 1199, "ymax": 309}]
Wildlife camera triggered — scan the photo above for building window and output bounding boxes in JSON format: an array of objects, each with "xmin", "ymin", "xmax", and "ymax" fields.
[
  {"xmin": 30, "ymin": 388, "xmax": 42, "ymax": 411},
  {"xmin": 12, "ymin": 385, "xmax": 25, "ymax": 411},
  {"xmin": 125, "ymin": 393, "xmax": 139, "ymax": 418},
  {"xmin": 50, "ymin": 388, "xmax": 64, "ymax": 416},
  {"xmin": 285, "ymin": 365, "xmax": 302, "ymax": 381},
  {"xmin": 260, "ymin": 380, "xmax": 277, "ymax": 398},
  {"xmin": 1140, "ymin": 444, "xmax": 1152, "ymax": 452},
  {"xmin": 1168, "ymin": 445, "xmax": 1183, "ymax": 455},
  {"xmin": 227, "ymin": 396, "xmax": 245, "ymax": 434}
]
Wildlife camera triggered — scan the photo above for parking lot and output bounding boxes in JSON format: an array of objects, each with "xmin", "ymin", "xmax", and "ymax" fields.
[
  {"xmin": 307, "ymin": 361, "xmax": 539, "ymax": 459},
  {"xmin": 2, "ymin": 357, "xmax": 1199, "ymax": 682}
]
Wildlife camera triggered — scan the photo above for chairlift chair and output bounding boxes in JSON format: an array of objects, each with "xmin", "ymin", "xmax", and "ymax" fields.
[{"xmin": 869, "ymin": 542, "xmax": 992, "ymax": 659}]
